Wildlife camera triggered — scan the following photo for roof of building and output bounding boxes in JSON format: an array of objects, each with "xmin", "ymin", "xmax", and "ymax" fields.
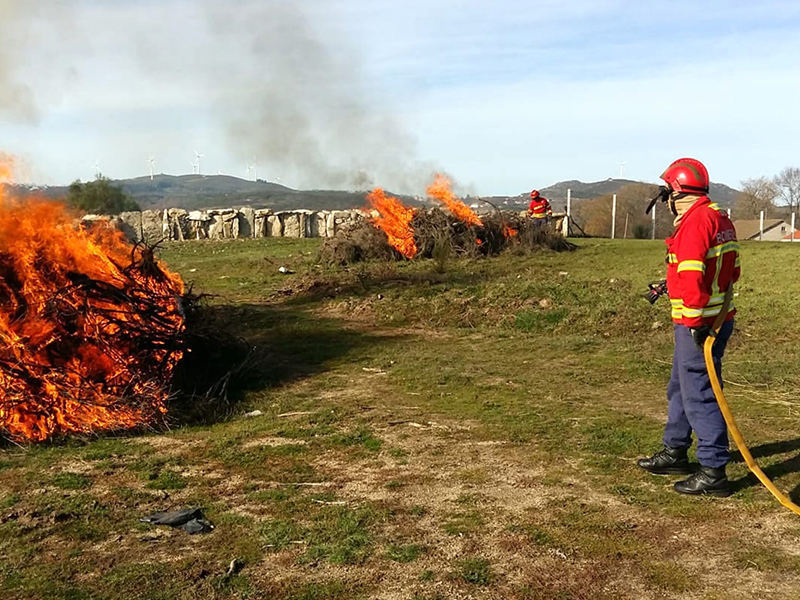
[
  {"xmin": 783, "ymin": 230, "xmax": 800, "ymax": 241},
  {"xmin": 732, "ymin": 219, "xmax": 787, "ymax": 240}
]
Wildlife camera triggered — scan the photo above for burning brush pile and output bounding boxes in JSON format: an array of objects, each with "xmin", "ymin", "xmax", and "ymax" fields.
[
  {"xmin": 322, "ymin": 174, "xmax": 575, "ymax": 265},
  {"xmin": 0, "ymin": 192, "xmax": 187, "ymax": 442}
]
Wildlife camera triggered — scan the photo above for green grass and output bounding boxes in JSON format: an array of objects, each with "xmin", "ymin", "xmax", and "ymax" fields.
[
  {"xmin": 51, "ymin": 473, "xmax": 93, "ymax": 490},
  {"xmin": 3, "ymin": 238, "xmax": 800, "ymax": 599},
  {"xmin": 385, "ymin": 543, "xmax": 425, "ymax": 563},
  {"xmin": 453, "ymin": 556, "xmax": 494, "ymax": 586}
]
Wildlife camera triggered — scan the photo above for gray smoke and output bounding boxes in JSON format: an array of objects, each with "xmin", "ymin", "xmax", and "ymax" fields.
[
  {"xmin": 0, "ymin": 1, "xmax": 75, "ymax": 124},
  {"xmin": 1, "ymin": 1, "xmax": 436, "ymax": 193},
  {"xmin": 202, "ymin": 1, "xmax": 433, "ymax": 192},
  {"xmin": 0, "ymin": 1, "xmax": 39, "ymax": 122}
]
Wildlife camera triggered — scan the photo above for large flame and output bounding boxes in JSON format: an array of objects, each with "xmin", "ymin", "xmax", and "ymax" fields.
[
  {"xmin": 366, "ymin": 188, "xmax": 418, "ymax": 259},
  {"xmin": 426, "ymin": 174, "xmax": 483, "ymax": 227},
  {"xmin": 0, "ymin": 163, "xmax": 185, "ymax": 441}
]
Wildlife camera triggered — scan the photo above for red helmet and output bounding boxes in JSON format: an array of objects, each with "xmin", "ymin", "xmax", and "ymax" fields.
[
  {"xmin": 530, "ymin": 190, "xmax": 540, "ymax": 199},
  {"xmin": 660, "ymin": 158, "xmax": 709, "ymax": 194}
]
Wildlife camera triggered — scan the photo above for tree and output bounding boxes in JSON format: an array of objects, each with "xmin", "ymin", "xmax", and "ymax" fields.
[
  {"xmin": 67, "ymin": 176, "xmax": 140, "ymax": 215},
  {"xmin": 734, "ymin": 177, "xmax": 778, "ymax": 219},
  {"xmin": 774, "ymin": 166, "xmax": 800, "ymax": 214},
  {"xmin": 576, "ymin": 183, "xmax": 673, "ymax": 238}
]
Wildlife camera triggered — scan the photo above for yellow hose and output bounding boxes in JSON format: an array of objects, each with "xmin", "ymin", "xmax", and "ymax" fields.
[{"xmin": 704, "ymin": 286, "xmax": 800, "ymax": 515}]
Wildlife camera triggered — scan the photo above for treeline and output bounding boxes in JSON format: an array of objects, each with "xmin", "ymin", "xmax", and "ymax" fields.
[
  {"xmin": 734, "ymin": 167, "xmax": 800, "ymax": 219},
  {"xmin": 574, "ymin": 183, "xmax": 674, "ymax": 239},
  {"xmin": 68, "ymin": 176, "xmax": 140, "ymax": 215},
  {"xmin": 573, "ymin": 166, "xmax": 800, "ymax": 238}
]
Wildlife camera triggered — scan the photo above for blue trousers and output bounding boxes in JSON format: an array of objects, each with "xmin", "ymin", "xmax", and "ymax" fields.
[{"xmin": 662, "ymin": 321, "xmax": 733, "ymax": 468}]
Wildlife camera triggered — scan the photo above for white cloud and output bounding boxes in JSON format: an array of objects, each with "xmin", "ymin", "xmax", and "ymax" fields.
[{"xmin": 2, "ymin": 0, "xmax": 799, "ymax": 192}]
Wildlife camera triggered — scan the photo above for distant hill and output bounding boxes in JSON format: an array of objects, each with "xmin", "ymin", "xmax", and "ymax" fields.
[
  {"xmin": 540, "ymin": 179, "xmax": 739, "ymax": 208},
  {"xmin": 478, "ymin": 179, "xmax": 740, "ymax": 211},
  {"xmin": 3, "ymin": 174, "xmax": 740, "ymax": 212},
  {"xmin": 3, "ymin": 174, "xmax": 426, "ymax": 212}
]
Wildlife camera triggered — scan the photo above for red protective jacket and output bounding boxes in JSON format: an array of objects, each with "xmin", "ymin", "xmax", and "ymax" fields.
[
  {"xmin": 528, "ymin": 197, "xmax": 552, "ymax": 219},
  {"xmin": 666, "ymin": 197, "xmax": 740, "ymax": 327}
]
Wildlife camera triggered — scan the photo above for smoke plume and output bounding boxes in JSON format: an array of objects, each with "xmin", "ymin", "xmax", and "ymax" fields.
[
  {"xmin": 202, "ymin": 1, "xmax": 433, "ymax": 192},
  {"xmin": 2, "ymin": 0, "xmax": 436, "ymax": 193},
  {"xmin": 0, "ymin": 1, "xmax": 75, "ymax": 124}
]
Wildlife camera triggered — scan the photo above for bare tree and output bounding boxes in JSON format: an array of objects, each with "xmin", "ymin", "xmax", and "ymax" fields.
[
  {"xmin": 576, "ymin": 183, "xmax": 673, "ymax": 237},
  {"xmin": 774, "ymin": 166, "xmax": 800, "ymax": 214},
  {"xmin": 734, "ymin": 177, "xmax": 779, "ymax": 219}
]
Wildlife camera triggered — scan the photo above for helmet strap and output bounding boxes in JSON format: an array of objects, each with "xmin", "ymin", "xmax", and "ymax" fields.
[
  {"xmin": 680, "ymin": 184, "xmax": 709, "ymax": 194},
  {"xmin": 668, "ymin": 197, "xmax": 679, "ymax": 217}
]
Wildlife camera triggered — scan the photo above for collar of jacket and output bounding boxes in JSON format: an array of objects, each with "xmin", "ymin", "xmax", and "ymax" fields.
[{"xmin": 673, "ymin": 195, "xmax": 710, "ymax": 227}]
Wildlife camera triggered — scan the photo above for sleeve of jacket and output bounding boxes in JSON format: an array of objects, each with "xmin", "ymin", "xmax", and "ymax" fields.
[
  {"xmin": 545, "ymin": 200, "xmax": 553, "ymax": 216},
  {"xmin": 676, "ymin": 215, "xmax": 712, "ymax": 328}
]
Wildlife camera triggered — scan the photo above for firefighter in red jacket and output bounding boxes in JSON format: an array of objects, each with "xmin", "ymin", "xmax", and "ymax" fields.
[
  {"xmin": 528, "ymin": 190, "xmax": 552, "ymax": 225},
  {"xmin": 638, "ymin": 158, "xmax": 740, "ymax": 497}
]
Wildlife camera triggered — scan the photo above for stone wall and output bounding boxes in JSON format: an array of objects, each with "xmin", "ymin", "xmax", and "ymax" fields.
[
  {"xmin": 96, "ymin": 208, "xmax": 369, "ymax": 243},
  {"xmin": 84, "ymin": 208, "xmax": 571, "ymax": 243}
]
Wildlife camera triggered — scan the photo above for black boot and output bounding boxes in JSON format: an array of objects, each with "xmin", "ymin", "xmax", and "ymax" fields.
[
  {"xmin": 674, "ymin": 466, "xmax": 731, "ymax": 497},
  {"xmin": 637, "ymin": 446, "xmax": 692, "ymax": 475}
]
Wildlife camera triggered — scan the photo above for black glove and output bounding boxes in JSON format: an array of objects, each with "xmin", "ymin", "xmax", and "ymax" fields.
[{"xmin": 690, "ymin": 325, "xmax": 711, "ymax": 350}]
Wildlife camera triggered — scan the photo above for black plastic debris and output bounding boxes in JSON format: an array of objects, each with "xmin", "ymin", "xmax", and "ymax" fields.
[{"xmin": 141, "ymin": 508, "xmax": 214, "ymax": 534}]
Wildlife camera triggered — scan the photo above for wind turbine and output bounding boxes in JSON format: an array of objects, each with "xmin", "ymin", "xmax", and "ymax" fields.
[
  {"xmin": 246, "ymin": 162, "xmax": 254, "ymax": 179},
  {"xmin": 194, "ymin": 149, "xmax": 205, "ymax": 175},
  {"xmin": 147, "ymin": 155, "xmax": 156, "ymax": 181},
  {"xmin": 618, "ymin": 160, "xmax": 627, "ymax": 179},
  {"xmin": 92, "ymin": 159, "xmax": 101, "ymax": 178},
  {"xmin": 252, "ymin": 155, "xmax": 259, "ymax": 182},
  {"xmin": 190, "ymin": 158, "xmax": 199, "ymax": 175}
]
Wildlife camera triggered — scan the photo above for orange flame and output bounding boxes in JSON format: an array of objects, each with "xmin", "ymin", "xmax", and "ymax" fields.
[
  {"xmin": 0, "ymin": 155, "xmax": 13, "ymax": 183},
  {"xmin": 503, "ymin": 224, "xmax": 518, "ymax": 238},
  {"xmin": 366, "ymin": 188, "xmax": 417, "ymax": 259},
  {"xmin": 0, "ymin": 159, "xmax": 185, "ymax": 441},
  {"xmin": 426, "ymin": 174, "xmax": 483, "ymax": 227}
]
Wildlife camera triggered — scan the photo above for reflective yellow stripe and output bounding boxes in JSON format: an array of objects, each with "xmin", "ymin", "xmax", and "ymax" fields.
[
  {"xmin": 706, "ymin": 242, "xmax": 740, "ymax": 259},
  {"xmin": 709, "ymin": 203, "xmax": 720, "ymax": 211},
  {"xmin": 677, "ymin": 260, "xmax": 706, "ymax": 273},
  {"xmin": 667, "ymin": 253, "xmax": 678, "ymax": 264},
  {"xmin": 673, "ymin": 294, "xmax": 735, "ymax": 321},
  {"xmin": 702, "ymin": 303, "xmax": 734, "ymax": 317},
  {"xmin": 670, "ymin": 298, "xmax": 683, "ymax": 319},
  {"xmin": 682, "ymin": 307, "xmax": 704, "ymax": 318}
]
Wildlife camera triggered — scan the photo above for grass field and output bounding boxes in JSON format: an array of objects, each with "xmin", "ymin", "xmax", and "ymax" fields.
[{"xmin": 2, "ymin": 237, "xmax": 800, "ymax": 599}]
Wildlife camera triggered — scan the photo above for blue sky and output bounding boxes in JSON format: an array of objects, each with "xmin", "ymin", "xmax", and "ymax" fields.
[{"xmin": 1, "ymin": 0, "xmax": 799, "ymax": 195}]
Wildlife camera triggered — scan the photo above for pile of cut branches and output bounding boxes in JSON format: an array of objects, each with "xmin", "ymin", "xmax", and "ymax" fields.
[
  {"xmin": 319, "ymin": 208, "xmax": 576, "ymax": 265},
  {"xmin": 0, "ymin": 200, "xmax": 188, "ymax": 442}
]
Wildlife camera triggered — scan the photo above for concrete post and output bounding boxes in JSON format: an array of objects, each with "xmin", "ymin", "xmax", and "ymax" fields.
[
  {"xmin": 611, "ymin": 194, "xmax": 617, "ymax": 239},
  {"xmin": 566, "ymin": 189, "xmax": 571, "ymax": 219},
  {"xmin": 759, "ymin": 210, "xmax": 764, "ymax": 241},
  {"xmin": 651, "ymin": 201, "xmax": 656, "ymax": 240},
  {"xmin": 792, "ymin": 212, "xmax": 796, "ymax": 242}
]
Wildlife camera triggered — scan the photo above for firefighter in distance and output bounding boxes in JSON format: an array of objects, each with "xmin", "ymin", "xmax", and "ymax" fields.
[
  {"xmin": 527, "ymin": 190, "xmax": 552, "ymax": 225},
  {"xmin": 638, "ymin": 158, "xmax": 741, "ymax": 497}
]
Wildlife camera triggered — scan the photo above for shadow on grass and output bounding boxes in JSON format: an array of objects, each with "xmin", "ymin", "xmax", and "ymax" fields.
[
  {"xmin": 729, "ymin": 437, "xmax": 800, "ymax": 501},
  {"xmin": 170, "ymin": 302, "xmax": 396, "ymax": 426},
  {"xmin": 0, "ymin": 301, "xmax": 396, "ymax": 447}
]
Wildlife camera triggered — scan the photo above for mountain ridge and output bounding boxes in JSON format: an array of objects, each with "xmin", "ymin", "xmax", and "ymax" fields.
[{"xmin": 3, "ymin": 174, "xmax": 741, "ymax": 212}]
